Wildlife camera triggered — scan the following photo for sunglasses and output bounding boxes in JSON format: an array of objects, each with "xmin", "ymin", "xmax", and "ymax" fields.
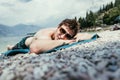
[{"xmin": 59, "ymin": 28, "xmax": 73, "ymax": 39}]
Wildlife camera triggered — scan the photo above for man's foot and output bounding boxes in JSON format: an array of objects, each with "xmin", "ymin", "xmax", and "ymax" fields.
[{"xmin": 7, "ymin": 45, "xmax": 14, "ymax": 50}]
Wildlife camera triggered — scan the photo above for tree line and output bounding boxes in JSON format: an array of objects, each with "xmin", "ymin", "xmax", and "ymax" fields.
[{"xmin": 77, "ymin": 0, "xmax": 120, "ymax": 30}]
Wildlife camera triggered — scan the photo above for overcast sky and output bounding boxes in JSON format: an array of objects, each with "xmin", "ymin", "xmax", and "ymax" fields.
[{"xmin": 0, "ymin": 0, "xmax": 115, "ymax": 27}]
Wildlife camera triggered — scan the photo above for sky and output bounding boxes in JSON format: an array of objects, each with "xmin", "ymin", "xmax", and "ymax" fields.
[{"xmin": 0, "ymin": 0, "xmax": 115, "ymax": 27}]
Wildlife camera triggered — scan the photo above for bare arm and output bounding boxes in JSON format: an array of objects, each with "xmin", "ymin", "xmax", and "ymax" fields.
[
  {"xmin": 29, "ymin": 39, "xmax": 75, "ymax": 54},
  {"xmin": 74, "ymin": 33, "xmax": 92, "ymax": 41}
]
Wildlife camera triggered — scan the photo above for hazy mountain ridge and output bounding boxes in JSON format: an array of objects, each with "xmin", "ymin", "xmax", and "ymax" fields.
[
  {"xmin": 0, "ymin": 24, "xmax": 11, "ymax": 36},
  {"xmin": 0, "ymin": 24, "xmax": 41, "ymax": 36}
]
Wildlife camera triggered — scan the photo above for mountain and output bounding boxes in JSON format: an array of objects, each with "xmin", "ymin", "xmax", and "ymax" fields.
[
  {"xmin": 12, "ymin": 24, "xmax": 41, "ymax": 36},
  {"xmin": 0, "ymin": 24, "xmax": 41, "ymax": 36},
  {"xmin": 0, "ymin": 24, "xmax": 11, "ymax": 36}
]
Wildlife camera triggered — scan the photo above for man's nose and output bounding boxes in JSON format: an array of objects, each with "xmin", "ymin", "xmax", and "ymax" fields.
[{"xmin": 60, "ymin": 34, "xmax": 67, "ymax": 39}]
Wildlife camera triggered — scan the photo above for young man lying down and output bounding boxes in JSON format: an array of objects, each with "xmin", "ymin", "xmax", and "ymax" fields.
[{"xmin": 7, "ymin": 19, "xmax": 92, "ymax": 54}]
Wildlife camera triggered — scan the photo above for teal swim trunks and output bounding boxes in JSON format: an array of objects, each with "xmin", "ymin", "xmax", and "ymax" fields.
[{"xmin": 12, "ymin": 36, "xmax": 31, "ymax": 50}]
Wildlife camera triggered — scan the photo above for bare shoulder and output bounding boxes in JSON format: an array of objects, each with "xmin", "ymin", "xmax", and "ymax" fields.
[{"xmin": 36, "ymin": 28, "xmax": 56, "ymax": 33}]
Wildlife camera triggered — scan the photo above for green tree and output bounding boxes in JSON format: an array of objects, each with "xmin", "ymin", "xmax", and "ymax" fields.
[
  {"xmin": 78, "ymin": 17, "xmax": 87, "ymax": 29},
  {"xmin": 86, "ymin": 11, "xmax": 96, "ymax": 28},
  {"xmin": 103, "ymin": 13, "xmax": 109, "ymax": 25},
  {"xmin": 74, "ymin": 16, "xmax": 77, "ymax": 21},
  {"xmin": 115, "ymin": 0, "xmax": 120, "ymax": 7},
  {"xmin": 110, "ymin": 2, "xmax": 114, "ymax": 8}
]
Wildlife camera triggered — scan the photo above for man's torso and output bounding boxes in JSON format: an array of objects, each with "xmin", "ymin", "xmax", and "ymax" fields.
[{"xmin": 25, "ymin": 28, "xmax": 56, "ymax": 46}]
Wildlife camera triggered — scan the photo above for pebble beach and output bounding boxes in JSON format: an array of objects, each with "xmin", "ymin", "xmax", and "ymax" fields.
[{"xmin": 0, "ymin": 30, "xmax": 120, "ymax": 80}]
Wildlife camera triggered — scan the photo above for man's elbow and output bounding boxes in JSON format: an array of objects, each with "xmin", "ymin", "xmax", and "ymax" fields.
[{"xmin": 29, "ymin": 44, "xmax": 43, "ymax": 54}]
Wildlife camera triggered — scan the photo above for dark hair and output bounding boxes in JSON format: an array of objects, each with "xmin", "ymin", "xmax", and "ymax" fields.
[{"xmin": 58, "ymin": 19, "xmax": 79, "ymax": 37}]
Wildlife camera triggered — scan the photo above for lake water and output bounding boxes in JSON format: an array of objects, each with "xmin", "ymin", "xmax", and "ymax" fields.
[{"xmin": 0, "ymin": 36, "xmax": 24, "ymax": 53}]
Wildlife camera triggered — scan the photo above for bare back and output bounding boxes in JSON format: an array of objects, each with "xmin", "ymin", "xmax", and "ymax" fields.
[{"xmin": 34, "ymin": 28, "xmax": 56, "ymax": 40}]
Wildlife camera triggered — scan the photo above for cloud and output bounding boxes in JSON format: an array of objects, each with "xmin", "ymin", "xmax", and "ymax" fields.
[
  {"xmin": 0, "ymin": 0, "xmax": 115, "ymax": 27},
  {"xmin": 19, "ymin": 0, "xmax": 32, "ymax": 3}
]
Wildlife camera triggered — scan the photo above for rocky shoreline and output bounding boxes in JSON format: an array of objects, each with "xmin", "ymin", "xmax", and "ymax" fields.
[{"xmin": 0, "ymin": 30, "xmax": 120, "ymax": 80}]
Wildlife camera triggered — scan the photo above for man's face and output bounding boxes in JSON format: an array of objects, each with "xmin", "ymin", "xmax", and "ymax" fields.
[{"xmin": 54, "ymin": 25, "xmax": 75, "ymax": 40}]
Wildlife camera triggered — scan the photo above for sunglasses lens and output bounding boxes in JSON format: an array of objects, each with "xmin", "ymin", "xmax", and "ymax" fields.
[
  {"xmin": 60, "ymin": 28, "xmax": 66, "ymax": 34},
  {"xmin": 66, "ymin": 34, "xmax": 72, "ymax": 39}
]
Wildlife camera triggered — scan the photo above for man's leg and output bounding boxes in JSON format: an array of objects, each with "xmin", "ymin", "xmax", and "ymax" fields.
[
  {"xmin": 8, "ymin": 36, "xmax": 32, "ymax": 50},
  {"xmin": 7, "ymin": 45, "xmax": 14, "ymax": 50}
]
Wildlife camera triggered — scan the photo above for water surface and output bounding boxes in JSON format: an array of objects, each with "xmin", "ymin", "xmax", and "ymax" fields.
[{"xmin": 0, "ymin": 36, "xmax": 24, "ymax": 53}]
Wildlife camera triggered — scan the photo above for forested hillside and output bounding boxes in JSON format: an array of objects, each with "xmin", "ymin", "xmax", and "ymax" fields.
[{"xmin": 78, "ymin": 0, "xmax": 120, "ymax": 30}]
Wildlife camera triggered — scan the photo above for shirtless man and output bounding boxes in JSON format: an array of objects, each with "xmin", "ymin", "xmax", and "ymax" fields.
[{"xmin": 7, "ymin": 19, "xmax": 92, "ymax": 54}]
